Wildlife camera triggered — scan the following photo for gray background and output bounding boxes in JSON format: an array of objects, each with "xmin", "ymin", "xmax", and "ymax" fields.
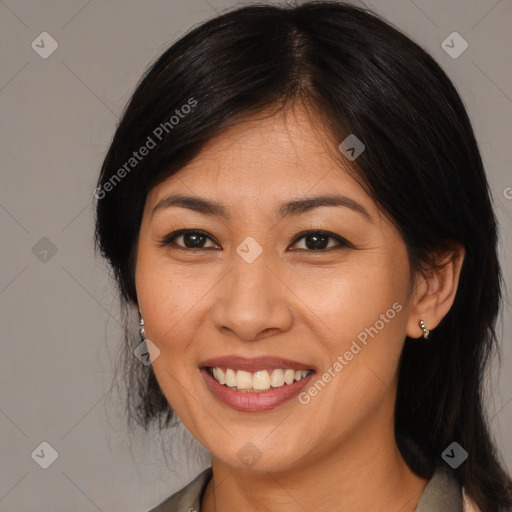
[{"xmin": 0, "ymin": 0, "xmax": 511, "ymax": 510}]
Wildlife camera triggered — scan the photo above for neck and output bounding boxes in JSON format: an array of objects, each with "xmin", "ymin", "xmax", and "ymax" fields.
[{"xmin": 201, "ymin": 402, "xmax": 428, "ymax": 512}]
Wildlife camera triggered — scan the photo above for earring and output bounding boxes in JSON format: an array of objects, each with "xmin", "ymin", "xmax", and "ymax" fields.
[
  {"xmin": 138, "ymin": 310, "xmax": 145, "ymax": 340},
  {"xmin": 419, "ymin": 319, "xmax": 430, "ymax": 340}
]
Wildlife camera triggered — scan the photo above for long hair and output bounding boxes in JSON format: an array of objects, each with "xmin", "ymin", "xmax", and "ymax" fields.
[{"xmin": 94, "ymin": 2, "xmax": 512, "ymax": 509}]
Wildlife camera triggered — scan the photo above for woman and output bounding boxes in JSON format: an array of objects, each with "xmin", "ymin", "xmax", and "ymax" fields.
[{"xmin": 94, "ymin": 2, "xmax": 512, "ymax": 511}]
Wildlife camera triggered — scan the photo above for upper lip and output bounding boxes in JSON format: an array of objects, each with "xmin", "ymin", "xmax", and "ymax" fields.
[{"xmin": 199, "ymin": 356, "xmax": 315, "ymax": 372}]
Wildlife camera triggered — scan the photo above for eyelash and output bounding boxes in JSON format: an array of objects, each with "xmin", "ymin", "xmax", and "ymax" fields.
[{"xmin": 157, "ymin": 229, "xmax": 353, "ymax": 252}]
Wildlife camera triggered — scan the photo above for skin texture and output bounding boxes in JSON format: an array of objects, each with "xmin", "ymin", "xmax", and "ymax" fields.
[{"xmin": 135, "ymin": 105, "xmax": 464, "ymax": 512}]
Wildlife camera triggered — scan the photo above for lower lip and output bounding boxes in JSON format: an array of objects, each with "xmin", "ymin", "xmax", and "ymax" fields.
[{"xmin": 200, "ymin": 367, "xmax": 315, "ymax": 412}]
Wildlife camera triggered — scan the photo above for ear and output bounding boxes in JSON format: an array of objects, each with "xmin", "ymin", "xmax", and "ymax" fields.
[{"xmin": 406, "ymin": 244, "xmax": 465, "ymax": 339}]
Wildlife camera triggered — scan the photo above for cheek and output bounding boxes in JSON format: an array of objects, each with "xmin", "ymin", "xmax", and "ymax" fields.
[
  {"xmin": 135, "ymin": 247, "xmax": 208, "ymax": 338},
  {"xmin": 294, "ymin": 258, "xmax": 409, "ymax": 338},
  {"xmin": 294, "ymin": 259, "xmax": 410, "ymax": 405}
]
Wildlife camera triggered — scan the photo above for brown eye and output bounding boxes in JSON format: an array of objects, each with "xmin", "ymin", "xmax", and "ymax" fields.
[
  {"xmin": 159, "ymin": 229, "xmax": 220, "ymax": 250},
  {"xmin": 288, "ymin": 230, "xmax": 352, "ymax": 251},
  {"xmin": 158, "ymin": 229, "xmax": 352, "ymax": 252}
]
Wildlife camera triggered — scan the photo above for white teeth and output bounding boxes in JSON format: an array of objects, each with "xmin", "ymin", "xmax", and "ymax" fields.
[
  {"xmin": 252, "ymin": 370, "xmax": 271, "ymax": 390},
  {"xmin": 225, "ymin": 368, "xmax": 237, "ymax": 387},
  {"xmin": 210, "ymin": 367, "xmax": 312, "ymax": 391},
  {"xmin": 284, "ymin": 369, "xmax": 295, "ymax": 385},
  {"xmin": 270, "ymin": 369, "xmax": 284, "ymax": 387},
  {"xmin": 236, "ymin": 370, "xmax": 253, "ymax": 390}
]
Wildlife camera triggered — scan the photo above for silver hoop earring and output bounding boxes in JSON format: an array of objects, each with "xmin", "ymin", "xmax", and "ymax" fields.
[
  {"xmin": 419, "ymin": 319, "xmax": 430, "ymax": 340},
  {"xmin": 138, "ymin": 310, "xmax": 145, "ymax": 340}
]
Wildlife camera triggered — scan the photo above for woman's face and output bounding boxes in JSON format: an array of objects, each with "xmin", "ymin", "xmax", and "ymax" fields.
[{"xmin": 135, "ymin": 107, "xmax": 419, "ymax": 473}]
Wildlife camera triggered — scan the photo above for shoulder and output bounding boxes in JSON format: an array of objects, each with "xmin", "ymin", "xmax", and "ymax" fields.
[
  {"xmin": 146, "ymin": 466, "xmax": 481, "ymax": 512},
  {"xmin": 415, "ymin": 465, "xmax": 482, "ymax": 512},
  {"xmin": 145, "ymin": 467, "xmax": 213, "ymax": 512}
]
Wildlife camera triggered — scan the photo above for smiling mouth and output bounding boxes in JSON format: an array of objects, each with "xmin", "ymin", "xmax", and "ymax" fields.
[{"xmin": 206, "ymin": 367, "xmax": 314, "ymax": 393}]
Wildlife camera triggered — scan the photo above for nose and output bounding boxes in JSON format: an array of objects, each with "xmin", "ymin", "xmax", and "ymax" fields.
[{"xmin": 210, "ymin": 252, "xmax": 293, "ymax": 342}]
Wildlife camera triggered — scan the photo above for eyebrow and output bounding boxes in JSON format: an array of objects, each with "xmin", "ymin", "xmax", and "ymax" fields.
[{"xmin": 151, "ymin": 193, "xmax": 373, "ymax": 222}]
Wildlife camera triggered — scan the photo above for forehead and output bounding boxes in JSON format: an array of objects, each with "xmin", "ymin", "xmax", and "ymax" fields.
[{"xmin": 146, "ymin": 105, "xmax": 372, "ymax": 212}]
